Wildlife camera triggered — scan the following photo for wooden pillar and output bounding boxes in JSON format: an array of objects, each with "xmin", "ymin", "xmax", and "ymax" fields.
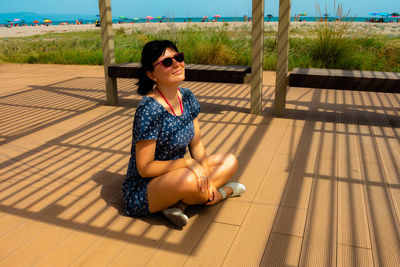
[
  {"xmin": 98, "ymin": 0, "xmax": 118, "ymax": 105},
  {"xmin": 250, "ymin": 0, "xmax": 264, "ymax": 114},
  {"xmin": 274, "ymin": 0, "xmax": 291, "ymax": 116}
]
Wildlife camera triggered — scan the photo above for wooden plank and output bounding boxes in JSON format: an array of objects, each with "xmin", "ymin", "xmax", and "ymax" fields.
[
  {"xmin": 106, "ymin": 219, "xmax": 172, "ymax": 266},
  {"xmin": 289, "ymin": 68, "xmax": 400, "ymax": 92},
  {"xmin": 337, "ymin": 244, "xmax": 374, "ymax": 267},
  {"xmin": 260, "ymin": 233, "xmax": 303, "ymax": 267},
  {"xmin": 108, "ymin": 63, "xmax": 251, "ymax": 84},
  {"xmin": 222, "ymin": 204, "xmax": 277, "ymax": 266},
  {"xmin": 142, "ymin": 207, "xmax": 220, "ymax": 267},
  {"xmin": 183, "ymin": 223, "xmax": 239, "ymax": 267},
  {"xmin": 299, "ymin": 89, "xmax": 338, "ymax": 266},
  {"xmin": 337, "ymin": 90, "xmax": 371, "ymax": 251},
  {"xmin": 108, "ymin": 62, "xmax": 140, "ymax": 78}
]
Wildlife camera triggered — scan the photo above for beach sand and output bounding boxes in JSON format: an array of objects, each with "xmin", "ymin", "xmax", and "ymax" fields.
[{"xmin": 0, "ymin": 21, "xmax": 399, "ymax": 38}]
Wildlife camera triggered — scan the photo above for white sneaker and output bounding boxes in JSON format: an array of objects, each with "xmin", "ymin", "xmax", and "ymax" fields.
[
  {"xmin": 162, "ymin": 208, "xmax": 188, "ymax": 228},
  {"xmin": 218, "ymin": 182, "xmax": 246, "ymax": 200}
]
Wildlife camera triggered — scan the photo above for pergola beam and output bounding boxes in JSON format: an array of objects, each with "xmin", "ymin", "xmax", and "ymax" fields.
[
  {"xmin": 274, "ymin": 0, "xmax": 291, "ymax": 116},
  {"xmin": 250, "ymin": 0, "xmax": 265, "ymax": 114},
  {"xmin": 98, "ymin": 0, "xmax": 118, "ymax": 105}
]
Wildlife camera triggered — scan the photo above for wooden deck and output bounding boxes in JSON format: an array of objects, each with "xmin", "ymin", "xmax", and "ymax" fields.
[{"xmin": 0, "ymin": 63, "xmax": 399, "ymax": 266}]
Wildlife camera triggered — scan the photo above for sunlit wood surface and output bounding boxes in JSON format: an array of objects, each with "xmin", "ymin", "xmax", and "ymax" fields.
[{"xmin": 0, "ymin": 64, "xmax": 399, "ymax": 266}]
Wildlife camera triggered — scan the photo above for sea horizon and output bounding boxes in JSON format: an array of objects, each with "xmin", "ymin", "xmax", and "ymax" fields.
[{"xmin": 2, "ymin": 15, "xmax": 399, "ymax": 26}]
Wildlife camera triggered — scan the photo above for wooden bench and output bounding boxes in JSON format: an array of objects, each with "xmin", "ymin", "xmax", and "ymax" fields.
[
  {"xmin": 108, "ymin": 62, "xmax": 251, "ymax": 86},
  {"xmin": 289, "ymin": 68, "xmax": 400, "ymax": 93}
]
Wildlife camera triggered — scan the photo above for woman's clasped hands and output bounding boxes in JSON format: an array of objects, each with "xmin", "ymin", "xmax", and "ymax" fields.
[{"xmin": 186, "ymin": 159, "xmax": 213, "ymax": 201}]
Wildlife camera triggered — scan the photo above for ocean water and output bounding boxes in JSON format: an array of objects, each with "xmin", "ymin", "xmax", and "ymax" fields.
[{"xmin": 4, "ymin": 16, "xmax": 399, "ymax": 26}]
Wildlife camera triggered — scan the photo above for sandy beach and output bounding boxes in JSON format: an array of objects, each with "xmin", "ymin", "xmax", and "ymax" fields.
[{"xmin": 1, "ymin": 21, "xmax": 399, "ymax": 38}]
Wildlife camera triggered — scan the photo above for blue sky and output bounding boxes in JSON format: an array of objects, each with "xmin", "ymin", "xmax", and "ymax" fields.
[{"xmin": 0, "ymin": 0, "xmax": 398, "ymax": 18}]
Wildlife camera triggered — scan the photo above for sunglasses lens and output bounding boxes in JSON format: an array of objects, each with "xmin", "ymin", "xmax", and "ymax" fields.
[
  {"xmin": 161, "ymin": 57, "xmax": 173, "ymax": 67},
  {"xmin": 174, "ymin": 53, "xmax": 184, "ymax": 62},
  {"xmin": 157, "ymin": 53, "xmax": 184, "ymax": 67}
]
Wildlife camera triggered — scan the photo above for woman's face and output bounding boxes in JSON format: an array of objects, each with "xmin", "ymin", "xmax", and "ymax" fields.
[{"xmin": 149, "ymin": 48, "xmax": 185, "ymax": 86}]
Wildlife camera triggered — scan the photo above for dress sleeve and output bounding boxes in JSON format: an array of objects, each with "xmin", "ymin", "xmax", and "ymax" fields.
[
  {"xmin": 133, "ymin": 100, "xmax": 163, "ymax": 141},
  {"xmin": 184, "ymin": 88, "xmax": 201, "ymax": 120}
]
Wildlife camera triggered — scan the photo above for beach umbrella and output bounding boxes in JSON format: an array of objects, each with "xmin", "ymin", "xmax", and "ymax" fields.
[
  {"xmin": 43, "ymin": 19, "xmax": 52, "ymax": 23},
  {"xmin": 299, "ymin": 13, "xmax": 307, "ymax": 16},
  {"xmin": 13, "ymin": 18, "xmax": 22, "ymax": 22},
  {"xmin": 214, "ymin": 15, "xmax": 221, "ymax": 18},
  {"xmin": 203, "ymin": 16, "xmax": 208, "ymax": 19},
  {"xmin": 145, "ymin": 16, "xmax": 154, "ymax": 20},
  {"xmin": 133, "ymin": 18, "xmax": 139, "ymax": 20},
  {"xmin": 33, "ymin": 20, "xmax": 39, "ymax": 23},
  {"xmin": 390, "ymin": 12, "xmax": 400, "ymax": 17},
  {"xmin": 267, "ymin": 14, "xmax": 273, "ymax": 18}
]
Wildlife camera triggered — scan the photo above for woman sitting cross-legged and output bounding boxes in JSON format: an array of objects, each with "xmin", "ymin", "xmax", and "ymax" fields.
[{"xmin": 122, "ymin": 40, "xmax": 246, "ymax": 228}]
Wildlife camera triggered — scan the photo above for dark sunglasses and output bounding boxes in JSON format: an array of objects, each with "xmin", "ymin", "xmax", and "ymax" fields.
[{"xmin": 153, "ymin": 52, "xmax": 184, "ymax": 68}]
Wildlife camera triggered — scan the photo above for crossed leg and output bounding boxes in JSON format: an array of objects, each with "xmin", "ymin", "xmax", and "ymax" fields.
[{"xmin": 147, "ymin": 153, "xmax": 238, "ymax": 213}]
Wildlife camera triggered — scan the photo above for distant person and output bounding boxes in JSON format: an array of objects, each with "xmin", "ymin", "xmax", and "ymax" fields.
[{"xmin": 122, "ymin": 40, "xmax": 245, "ymax": 228}]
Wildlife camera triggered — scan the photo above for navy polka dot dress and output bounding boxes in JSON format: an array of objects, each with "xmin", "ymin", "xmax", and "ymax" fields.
[{"xmin": 122, "ymin": 87, "xmax": 201, "ymax": 217}]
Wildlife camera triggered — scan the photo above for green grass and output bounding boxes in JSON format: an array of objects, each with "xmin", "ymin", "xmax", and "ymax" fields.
[{"xmin": 0, "ymin": 25, "xmax": 399, "ymax": 72}]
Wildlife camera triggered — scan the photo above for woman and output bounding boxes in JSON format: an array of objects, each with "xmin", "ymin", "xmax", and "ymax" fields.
[{"xmin": 122, "ymin": 40, "xmax": 246, "ymax": 228}]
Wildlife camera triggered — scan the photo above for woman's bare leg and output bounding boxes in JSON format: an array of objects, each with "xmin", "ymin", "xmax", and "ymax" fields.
[
  {"xmin": 207, "ymin": 153, "xmax": 238, "ymax": 188},
  {"xmin": 147, "ymin": 153, "xmax": 238, "ymax": 213}
]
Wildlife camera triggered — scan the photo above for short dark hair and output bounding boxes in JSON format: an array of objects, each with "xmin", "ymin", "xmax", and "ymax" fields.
[{"xmin": 136, "ymin": 40, "xmax": 179, "ymax": 95}]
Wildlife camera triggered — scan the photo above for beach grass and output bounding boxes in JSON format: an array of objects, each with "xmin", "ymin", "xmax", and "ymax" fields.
[{"xmin": 0, "ymin": 23, "xmax": 399, "ymax": 72}]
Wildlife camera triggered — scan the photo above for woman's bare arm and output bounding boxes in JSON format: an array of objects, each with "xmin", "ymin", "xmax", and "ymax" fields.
[{"xmin": 135, "ymin": 139, "xmax": 192, "ymax": 178}]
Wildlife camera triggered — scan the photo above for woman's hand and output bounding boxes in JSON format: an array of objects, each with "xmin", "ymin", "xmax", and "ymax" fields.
[
  {"xmin": 205, "ymin": 187, "xmax": 223, "ymax": 206},
  {"xmin": 187, "ymin": 159, "xmax": 212, "ymax": 201}
]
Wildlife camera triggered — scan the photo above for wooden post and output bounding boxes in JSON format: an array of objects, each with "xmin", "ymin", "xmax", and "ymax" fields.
[
  {"xmin": 250, "ymin": 0, "xmax": 264, "ymax": 114},
  {"xmin": 98, "ymin": 0, "xmax": 118, "ymax": 105},
  {"xmin": 274, "ymin": 0, "xmax": 291, "ymax": 116}
]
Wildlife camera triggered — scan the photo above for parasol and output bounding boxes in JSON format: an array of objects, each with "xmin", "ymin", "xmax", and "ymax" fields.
[{"xmin": 145, "ymin": 16, "xmax": 154, "ymax": 20}]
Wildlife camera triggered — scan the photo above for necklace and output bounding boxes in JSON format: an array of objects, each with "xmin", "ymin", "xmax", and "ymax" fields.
[{"xmin": 157, "ymin": 88, "xmax": 183, "ymax": 116}]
